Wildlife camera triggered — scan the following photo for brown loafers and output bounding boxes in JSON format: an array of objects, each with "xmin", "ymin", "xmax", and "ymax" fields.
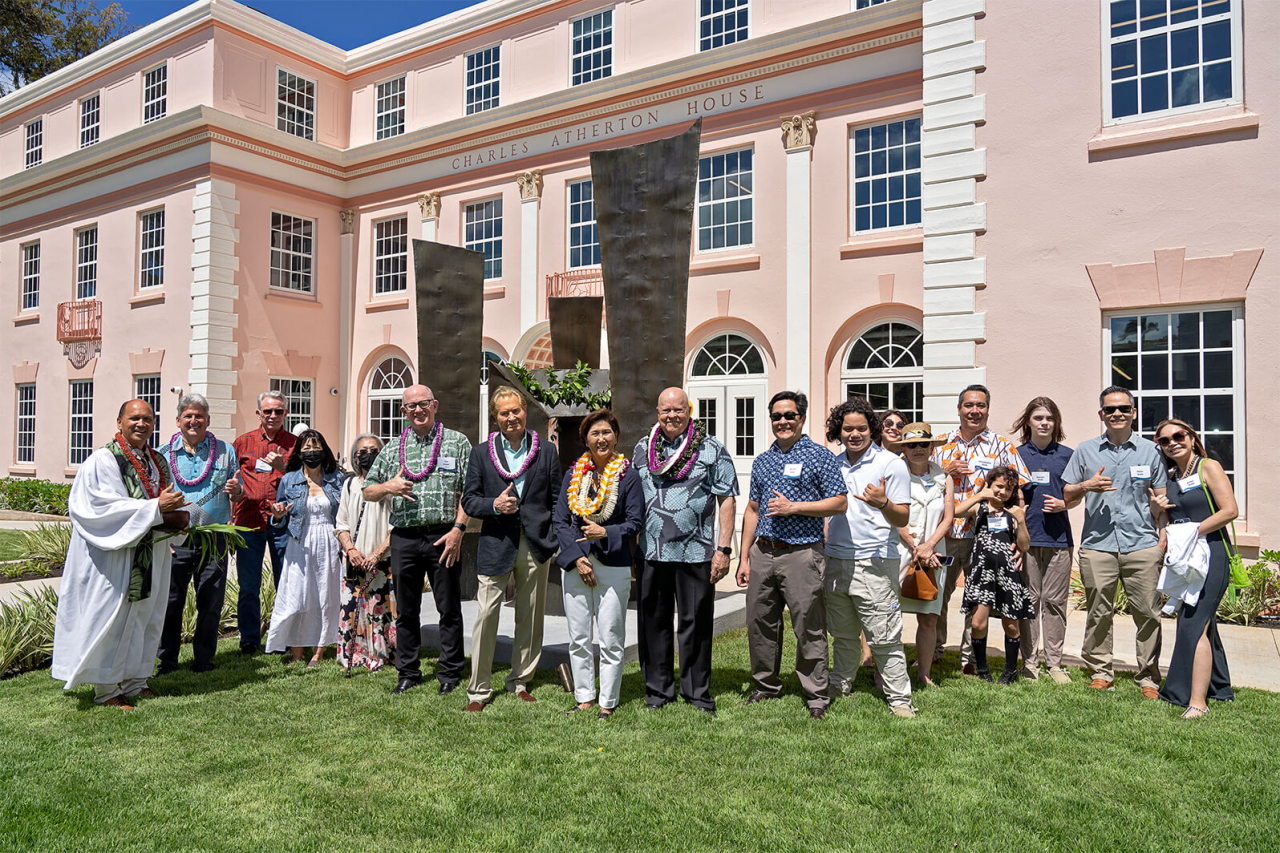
[
  {"xmin": 1088, "ymin": 678, "xmax": 1115, "ymax": 691},
  {"xmin": 1141, "ymin": 686, "xmax": 1160, "ymax": 700},
  {"xmin": 463, "ymin": 701, "xmax": 487, "ymax": 713},
  {"xmin": 102, "ymin": 696, "xmax": 134, "ymax": 711},
  {"xmin": 516, "ymin": 690, "xmax": 536, "ymax": 703}
]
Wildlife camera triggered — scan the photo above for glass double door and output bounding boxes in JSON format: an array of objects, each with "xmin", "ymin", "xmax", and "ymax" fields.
[{"xmin": 688, "ymin": 379, "xmax": 768, "ymax": 546}]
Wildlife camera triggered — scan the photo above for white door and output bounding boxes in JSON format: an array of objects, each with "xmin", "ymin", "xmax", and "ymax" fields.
[{"xmin": 689, "ymin": 379, "xmax": 768, "ymax": 545}]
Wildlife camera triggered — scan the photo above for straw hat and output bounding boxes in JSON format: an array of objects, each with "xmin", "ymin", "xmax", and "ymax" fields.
[{"xmin": 897, "ymin": 422, "xmax": 947, "ymax": 446}]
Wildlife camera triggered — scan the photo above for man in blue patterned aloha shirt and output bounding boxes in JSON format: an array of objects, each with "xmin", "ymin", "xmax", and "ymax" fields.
[
  {"xmin": 633, "ymin": 387, "xmax": 738, "ymax": 714},
  {"xmin": 736, "ymin": 391, "xmax": 847, "ymax": 720}
]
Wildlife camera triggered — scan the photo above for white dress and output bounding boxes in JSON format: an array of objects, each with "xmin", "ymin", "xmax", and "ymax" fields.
[
  {"xmin": 52, "ymin": 448, "xmax": 180, "ymax": 689},
  {"xmin": 899, "ymin": 462, "xmax": 949, "ymax": 617},
  {"xmin": 266, "ymin": 495, "xmax": 342, "ymax": 651}
]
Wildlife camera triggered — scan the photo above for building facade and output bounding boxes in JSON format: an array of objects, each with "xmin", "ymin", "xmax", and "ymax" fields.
[{"xmin": 1, "ymin": 0, "xmax": 1274, "ymax": 550}]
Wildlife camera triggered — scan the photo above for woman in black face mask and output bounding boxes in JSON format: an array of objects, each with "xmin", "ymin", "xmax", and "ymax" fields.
[
  {"xmin": 266, "ymin": 429, "xmax": 345, "ymax": 667},
  {"xmin": 334, "ymin": 434, "xmax": 397, "ymax": 676}
]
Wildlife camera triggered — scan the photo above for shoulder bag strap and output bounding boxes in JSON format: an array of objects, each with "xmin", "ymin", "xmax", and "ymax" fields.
[{"xmin": 1195, "ymin": 458, "xmax": 1238, "ymax": 557}]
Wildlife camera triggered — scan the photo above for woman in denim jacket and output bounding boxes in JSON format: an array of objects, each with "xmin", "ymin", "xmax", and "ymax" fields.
[{"xmin": 264, "ymin": 429, "xmax": 346, "ymax": 668}]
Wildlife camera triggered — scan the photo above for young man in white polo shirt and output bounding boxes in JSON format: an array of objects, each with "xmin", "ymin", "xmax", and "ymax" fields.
[{"xmin": 823, "ymin": 398, "xmax": 915, "ymax": 717}]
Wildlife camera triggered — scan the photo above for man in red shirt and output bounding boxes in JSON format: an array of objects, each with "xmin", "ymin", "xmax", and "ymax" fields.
[{"xmin": 231, "ymin": 391, "xmax": 297, "ymax": 654}]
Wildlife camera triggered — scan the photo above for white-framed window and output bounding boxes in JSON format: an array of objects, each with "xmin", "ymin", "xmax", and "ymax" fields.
[
  {"xmin": 851, "ymin": 117, "xmax": 922, "ymax": 233},
  {"xmin": 1106, "ymin": 305, "xmax": 1244, "ymax": 504},
  {"xmin": 1104, "ymin": 0, "xmax": 1240, "ymax": 124},
  {"xmin": 24, "ymin": 119, "xmax": 42, "ymax": 169},
  {"xmin": 270, "ymin": 212, "xmax": 315, "ymax": 293},
  {"xmin": 269, "ymin": 378, "xmax": 314, "ymax": 434},
  {"xmin": 20, "ymin": 242, "xmax": 40, "ymax": 311},
  {"xmin": 143, "ymin": 64, "xmax": 167, "ymax": 124},
  {"xmin": 277, "ymin": 69, "xmax": 316, "ymax": 140},
  {"xmin": 80, "ymin": 93, "xmax": 101, "ymax": 148},
  {"xmin": 368, "ymin": 356, "xmax": 414, "ymax": 443},
  {"xmin": 856, "ymin": 0, "xmax": 894, "ymax": 8},
  {"xmin": 373, "ymin": 216, "xmax": 409, "ymax": 295},
  {"xmin": 699, "ymin": 0, "xmax": 749, "ymax": 52},
  {"xmin": 134, "ymin": 374, "xmax": 162, "ymax": 449},
  {"xmin": 571, "ymin": 10, "xmax": 613, "ymax": 86},
  {"xmin": 375, "ymin": 76, "xmax": 406, "ymax": 140},
  {"xmin": 841, "ymin": 321, "xmax": 924, "ymax": 423},
  {"xmin": 465, "ymin": 45, "xmax": 501, "ymax": 115},
  {"xmin": 697, "ymin": 148, "xmax": 753, "ymax": 252},
  {"xmin": 464, "ymin": 198, "xmax": 503, "ymax": 280},
  {"xmin": 691, "ymin": 333, "xmax": 766, "ymax": 377},
  {"xmin": 75, "ymin": 226, "xmax": 98, "ymax": 300},
  {"xmin": 139, "ymin": 209, "xmax": 165, "ymax": 289},
  {"xmin": 688, "ymin": 333, "xmax": 767, "ymax": 469},
  {"xmin": 567, "ymin": 179, "xmax": 600, "ymax": 268},
  {"xmin": 69, "ymin": 379, "xmax": 94, "ymax": 466},
  {"xmin": 16, "ymin": 384, "xmax": 36, "ymax": 465}
]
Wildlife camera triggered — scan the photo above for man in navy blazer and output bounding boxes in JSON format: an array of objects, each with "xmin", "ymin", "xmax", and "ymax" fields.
[{"xmin": 460, "ymin": 386, "xmax": 561, "ymax": 711}]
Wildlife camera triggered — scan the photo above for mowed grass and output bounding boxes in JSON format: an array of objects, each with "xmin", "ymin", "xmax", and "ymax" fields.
[
  {"xmin": 0, "ymin": 530, "xmax": 26, "ymax": 562},
  {"xmin": 0, "ymin": 627, "xmax": 1276, "ymax": 853}
]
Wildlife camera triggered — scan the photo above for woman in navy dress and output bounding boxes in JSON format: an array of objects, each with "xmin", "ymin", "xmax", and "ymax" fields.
[{"xmin": 1152, "ymin": 418, "xmax": 1237, "ymax": 718}]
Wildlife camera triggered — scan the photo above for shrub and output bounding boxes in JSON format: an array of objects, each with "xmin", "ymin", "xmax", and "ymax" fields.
[
  {"xmin": 0, "ymin": 586, "xmax": 58, "ymax": 676},
  {"xmin": 17, "ymin": 524, "xmax": 72, "ymax": 576},
  {"xmin": 1218, "ymin": 550, "xmax": 1280, "ymax": 627},
  {"xmin": 0, "ymin": 478, "xmax": 71, "ymax": 516}
]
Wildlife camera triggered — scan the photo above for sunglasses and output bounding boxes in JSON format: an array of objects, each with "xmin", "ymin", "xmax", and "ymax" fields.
[
  {"xmin": 1156, "ymin": 430, "xmax": 1191, "ymax": 447},
  {"xmin": 770, "ymin": 411, "xmax": 800, "ymax": 422},
  {"xmin": 1101, "ymin": 405, "xmax": 1133, "ymax": 415},
  {"xmin": 260, "ymin": 408, "xmax": 285, "ymax": 416}
]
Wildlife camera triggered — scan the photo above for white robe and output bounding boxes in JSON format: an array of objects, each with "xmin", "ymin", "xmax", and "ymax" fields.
[{"xmin": 51, "ymin": 447, "xmax": 179, "ymax": 690}]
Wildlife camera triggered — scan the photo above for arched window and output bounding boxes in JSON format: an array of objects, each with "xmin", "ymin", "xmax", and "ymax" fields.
[
  {"xmin": 691, "ymin": 333, "xmax": 765, "ymax": 377},
  {"xmin": 368, "ymin": 356, "xmax": 413, "ymax": 442},
  {"xmin": 480, "ymin": 350, "xmax": 504, "ymax": 385},
  {"xmin": 522, "ymin": 332, "xmax": 554, "ymax": 369},
  {"xmin": 841, "ymin": 321, "xmax": 924, "ymax": 423}
]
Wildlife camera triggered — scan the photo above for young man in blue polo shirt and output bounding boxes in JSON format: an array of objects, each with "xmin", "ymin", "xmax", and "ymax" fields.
[{"xmin": 736, "ymin": 391, "xmax": 847, "ymax": 719}]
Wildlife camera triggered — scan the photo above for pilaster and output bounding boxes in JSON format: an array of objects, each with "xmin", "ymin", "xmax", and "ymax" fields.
[
  {"xmin": 517, "ymin": 170, "xmax": 543, "ymax": 335},
  {"xmin": 781, "ymin": 112, "xmax": 815, "ymax": 396},
  {"xmin": 189, "ymin": 179, "xmax": 240, "ymax": 429}
]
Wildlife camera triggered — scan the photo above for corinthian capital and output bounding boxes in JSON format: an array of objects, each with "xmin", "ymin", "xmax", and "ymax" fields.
[
  {"xmin": 780, "ymin": 112, "xmax": 817, "ymax": 150},
  {"xmin": 339, "ymin": 209, "xmax": 355, "ymax": 234},
  {"xmin": 516, "ymin": 170, "xmax": 543, "ymax": 201},
  {"xmin": 417, "ymin": 192, "xmax": 441, "ymax": 220}
]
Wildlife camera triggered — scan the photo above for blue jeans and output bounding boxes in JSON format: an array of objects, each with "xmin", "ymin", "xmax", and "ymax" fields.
[{"xmin": 236, "ymin": 528, "xmax": 287, "ymax": 646}]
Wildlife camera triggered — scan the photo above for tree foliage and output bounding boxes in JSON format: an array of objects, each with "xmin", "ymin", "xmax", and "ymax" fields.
[{"xmin": 0, "ymin": 0, "xmax": 134, "ymax": 95}]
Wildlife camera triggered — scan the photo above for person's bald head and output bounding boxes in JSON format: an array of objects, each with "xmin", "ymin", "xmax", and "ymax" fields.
[
  {"xmin": 401, "ymin": 384, "xmax": 438, "ymax": 435},
  {"xmin": 117, "ymin": 399, "xmax": 156, "ymax": 449},
  {"xmin": 656, "ymin": 386, "xmax": 692, "ymax": 440}
]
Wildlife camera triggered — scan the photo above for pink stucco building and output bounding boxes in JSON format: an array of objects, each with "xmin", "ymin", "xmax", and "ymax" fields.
[{"xmin": 1, "ymin": 0, "xmax": 1274, "ymax": 550}]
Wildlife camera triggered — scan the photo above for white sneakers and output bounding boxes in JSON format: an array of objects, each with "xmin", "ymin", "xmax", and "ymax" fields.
[{"xmin": 1048, "ymin": 667, "xmax": 1072, "ymax": 685}]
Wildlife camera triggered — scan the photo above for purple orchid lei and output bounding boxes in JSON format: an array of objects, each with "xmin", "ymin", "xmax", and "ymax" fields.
[
  {"xmin": 646, "ymin": 419, "xmax": 706, "ymax": 482},
  {"xmin": 169, "ymin": 432, "xmax": 217, "ymax": 487},
  {"xmin": 399, "ymin": 422, "xmax": 443, "ymax": 482},
  {"xmin": 488, "ymin": 430, "xmax": 539, "ymax": 481}
]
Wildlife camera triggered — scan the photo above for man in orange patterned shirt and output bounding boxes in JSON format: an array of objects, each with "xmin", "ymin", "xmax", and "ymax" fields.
[{"xmin": 930, "ymin": 385, "xmax": 1030, "ymax": 672}]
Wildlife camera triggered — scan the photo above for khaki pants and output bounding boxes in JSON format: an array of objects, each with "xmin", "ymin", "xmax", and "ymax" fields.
[
  {"xmin": 466, "ymin": 534, "xmax": 549, "ymax": 704},
  {"xmin": 825, "ymin": 556, "xmax": 912, "ymax": 707},
  {"xmin": 746, "ymin": 541, "xmax": 829, "ymax": 710},
  {"xmin": 1020, "ymin": 546, "xmax": 1073, "ymax": 668},
  {"xmin": 1078, "ymin": 546, "xmax": 1164, "ymax": 688},
  {"xmin": 935, "ymin": 538, "xmax": 975, "ymax": 664}
]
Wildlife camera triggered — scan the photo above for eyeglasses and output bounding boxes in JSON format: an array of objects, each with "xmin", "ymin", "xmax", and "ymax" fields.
[
  {"xmin": 770, "ymin": 411, "xmax": 800, "ymax": 422},
  {"xmin": 403, "ymin": 400, "xmax": 436, "ymax": 411},
  {"xmin": 260, "ymin": 408, "xmax": 285, "ymax": 416},
  {"xmin": 1156, "ymin": 430, "xmax": 1191, "ymax": 447},
  {"xmin": 1101, "ymin": 405, "xmax": 1133, "ymax": 415}
]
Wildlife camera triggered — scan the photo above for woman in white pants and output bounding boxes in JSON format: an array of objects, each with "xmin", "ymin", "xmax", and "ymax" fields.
[{"xmin": 553, "ymin": 409, "xmax": 644, "ymax": 719}]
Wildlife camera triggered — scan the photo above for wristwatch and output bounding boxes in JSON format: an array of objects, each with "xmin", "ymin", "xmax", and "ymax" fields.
[
  {"xmin": 717, "ymin": 545, "xmax": 732, "ymax": 557},
  {"xmin": 453, "ymin": 522, "xmax": 467, "ymax": 532}
]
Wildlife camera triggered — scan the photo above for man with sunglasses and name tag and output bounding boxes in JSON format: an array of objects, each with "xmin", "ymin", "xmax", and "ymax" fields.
[
  {"xmin": 736, "ymin": 391, "xmax": 847, "ymax": 720},
  {"xmin": 1063, "ymin": 385, "xmax": 1169, "ymax": 698},
  {"xmin": 232, "ymin": 391, "xmax": 297, "ymax": 655}
]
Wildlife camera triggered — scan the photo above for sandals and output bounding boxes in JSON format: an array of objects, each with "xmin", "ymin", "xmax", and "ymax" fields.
[
  {"xmin": 1181, "ymin": 705, "xmax": 1209, "ymax": 719},
  {"xmin": 566, "ymin": 702, "xmax": 595, "ymax": 716},
  {"xmin": 597, "ymin": 707, "xmax": 615, "ymax": 720}
]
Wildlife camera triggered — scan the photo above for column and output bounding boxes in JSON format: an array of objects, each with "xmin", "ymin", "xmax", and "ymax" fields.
[
  {"xmin": 338, "ymin": 209, "xmax": 355, "ymax": 453},
  {"xmin": 189, "ymin": 178, "xmax": 240, "ymax": 431},
  {"xmin": 516, "ymin": 170, "xmax": 543, "ymax": 335},
  {"xmin": 418, "ymin": 192, "xmax": 440, "ymax": 243},
  {"xmin": 921, "ymin": 0, "xmax": 987, "ymax": 430},
  {"xmin": 782, "ymin": 112, "xmax": 816, "ymax": 396}
]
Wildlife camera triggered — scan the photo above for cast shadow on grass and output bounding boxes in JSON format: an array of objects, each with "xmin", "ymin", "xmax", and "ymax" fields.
[{"xmin": 67, "ymin": 647, "xmax": 285, "ymax": 711}]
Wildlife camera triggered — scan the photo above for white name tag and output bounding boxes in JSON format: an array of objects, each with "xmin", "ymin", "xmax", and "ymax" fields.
[
  {"xmin": 254, "ymin": 458, "xmax": 272, "ymax": 474},
  {"xmin": 988, "ymin": 515, "xmax": 1009, "ymax": 532},
  {"xmin": 1130, "ymin": 465, "xmax": 1151, "ymax": 479},
  {"xmin": 783, "ymin": 462, "xmax": 803, "ymax": 479},
  {"xmin": 438, "ymin": 457, "xmax": 457, "ymax": 472},
  {"xmin": 974, "ymin": 456, "xmax": 996, "ymax": 470},
  {"xmin": 1031, "ymin": 471, "xmax": 1051, "ymax": 485},
  {"xmin": 1177, "ymin": 473, "xmax": 1202, "ymax": 491}
]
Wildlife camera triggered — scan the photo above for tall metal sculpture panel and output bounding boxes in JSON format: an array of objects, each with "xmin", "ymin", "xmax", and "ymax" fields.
[
  {"xmin": 591, "ymin": 119, "xmax": 702, "ymax": 447},
  {"xmin": 412, "ymin": 240, "xmax": 484, "ymax": 444}
]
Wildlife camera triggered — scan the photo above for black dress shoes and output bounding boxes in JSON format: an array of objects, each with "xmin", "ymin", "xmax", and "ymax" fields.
[
  {"xmin": 239, "ymin": 642, "xmax": 259, "ymax": 656},
  {"xmin": 438, "ymin": 681, "xmax": 459, "ymax": 696},
  {"xmin": 392, "ymin": 677, "xmax": 421, "ymax": 695}
]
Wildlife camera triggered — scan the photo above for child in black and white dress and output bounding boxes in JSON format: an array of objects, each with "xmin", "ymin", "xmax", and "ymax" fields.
[{"xmin": 956, "ymin": 465, "xmax": 1034, "ymax": 683}]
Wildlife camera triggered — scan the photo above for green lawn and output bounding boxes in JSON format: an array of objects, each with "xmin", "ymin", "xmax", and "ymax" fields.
[
  {"xmin": 0, "ymin": 530, "xmax": 25, "ymax": 562},
  {"xmin": 0, "ymin": 629, "xmax": 1275, "ymax": 853}
]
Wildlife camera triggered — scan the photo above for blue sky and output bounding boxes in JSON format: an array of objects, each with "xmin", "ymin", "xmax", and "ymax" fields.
[{"xmin": 120, "ymin": 0, "xmax": 481, "ymax": 49}]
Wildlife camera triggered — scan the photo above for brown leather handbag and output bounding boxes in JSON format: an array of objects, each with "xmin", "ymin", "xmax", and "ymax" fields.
[{"xmin": 901, "ymin": 559, "xmax": 939, "ymax": 601}]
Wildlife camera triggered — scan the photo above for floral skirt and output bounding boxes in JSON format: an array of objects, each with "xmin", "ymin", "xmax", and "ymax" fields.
[
  {"xmin": 337, "ymin": 560, "xmax": 396, "ymax": 672},
  {"xmin": 960, "ymin": 531, "xmax": 1035, "ymax": 620}
]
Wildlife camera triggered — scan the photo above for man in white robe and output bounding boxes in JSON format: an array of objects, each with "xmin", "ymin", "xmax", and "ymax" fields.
[{"xmin": 52, "ymin": 400, "xmax": 188, "ymax": 709}]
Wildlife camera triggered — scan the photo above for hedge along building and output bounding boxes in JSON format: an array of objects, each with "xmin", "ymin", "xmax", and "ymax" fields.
[{"xmin": 0, "ymin": 0, "xmax": 1275, "ymax": 552}]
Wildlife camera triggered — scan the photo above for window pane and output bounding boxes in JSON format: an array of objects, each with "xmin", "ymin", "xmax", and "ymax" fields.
[
  {"xmin": 1202, "ymin": 310, "xmax": 1232, "ymax": 347},
  {"xmin": 1205, "ymin": 432, "xmax": 1234, "ymax": 471},
  {"xmin": 1203, "ymin": 394, "xmax": 1232, "ymax": 431},
  {"xmin": 1170, "ymin": 352, "xmax": 1199, "ymax": 389},
  {"xmin": 1140, "ymin": 315, "xmax": 1169, "ymax": 349},
  {"xmin": 1202, "ymin": 351, "xmax": 1232, "ymax": 388},
  {"xmin": 1141, "ymin": 354, "xmax": 1168, "ymax": 390},
  {"xmin": 1111, "ymin": 316, "xmax": 1139, "ymax": 352},
  {"xmin": 1171, "ymin": 312, "xmax": 1200, "ymax": 349},
  {"xmin": 1112, "ymin": 355, "xmax": 1138, "ymax": 387},
  {"xmin": 1139, "ymin": 395, "xmax": 1168, "ymax": 432},
  {"xmin": 1172, "ymin": 395, "xmax": 1201, "ymax": 428}
]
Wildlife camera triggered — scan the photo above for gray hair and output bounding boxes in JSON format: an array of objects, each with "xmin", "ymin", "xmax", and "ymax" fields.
[
  {"xmin": 257, "ymin": 391, "xmax": 286, "ymax": 410},
  {"xmin": 349, "ymin": 433, "xmax": 384, "ymax": 474},
  {"xmin": 176, "ymin": 392, "xmax": 210, "ymax": 417}
]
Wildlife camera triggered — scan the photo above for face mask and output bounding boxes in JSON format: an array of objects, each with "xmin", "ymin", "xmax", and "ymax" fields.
[
  {"xmin": 355, "ymin": 449, "xmax": 378, "ymax": 471},
  {"xmin": 300, "ymin": 451, "xmax": 324, "ymax": 468}
]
